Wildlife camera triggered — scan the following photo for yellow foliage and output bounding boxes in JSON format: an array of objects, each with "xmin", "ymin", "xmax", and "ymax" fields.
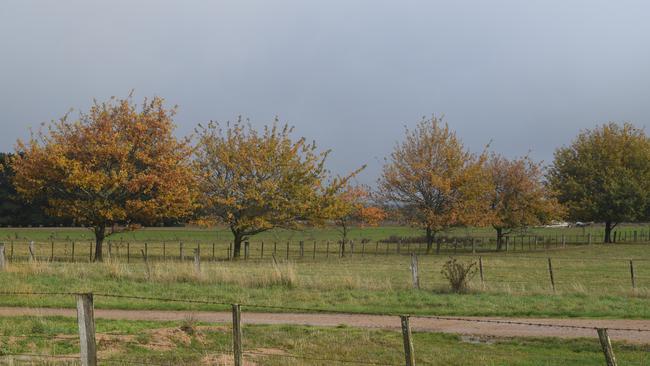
[{"xmin": 194, "ymin": 118, "xmax": 359, "ymax": 257}]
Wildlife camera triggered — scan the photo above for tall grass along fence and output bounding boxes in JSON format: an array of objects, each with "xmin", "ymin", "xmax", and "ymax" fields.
[
  {"xmin": 2, "ymin": 230, "xmax": 650, "ymax": 264},
  {"xmin": 0, "ymin": 291, "xmax": 647, "ymax": 365}
]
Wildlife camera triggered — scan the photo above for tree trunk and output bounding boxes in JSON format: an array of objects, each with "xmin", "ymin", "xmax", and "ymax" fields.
[
  {"xmin": 496, "ymin": 227, "xmax": 504, "ymax": 251},
  {"xmin": 93, "ymin": 225, "xmax": 105, "ymax": 262},
  {"xmin": 341, "ymin": 224, "xmax": 348, "ymax": 257},
  {"xmin": 233, "ymin": 233, "xmax": 243, "ymax": 259},
  {"xmin": 425, "ymin": 227, "xmax": 434, "ymax": 254},
  {"xmin": 604, "ymin": 221, "xmax": 614, "ymax": 244}
]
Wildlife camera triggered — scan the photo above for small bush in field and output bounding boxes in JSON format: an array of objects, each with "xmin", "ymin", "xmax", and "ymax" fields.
[{"xmin": 441, "ymin": 257, "xmax": 477, "ymax": 293}]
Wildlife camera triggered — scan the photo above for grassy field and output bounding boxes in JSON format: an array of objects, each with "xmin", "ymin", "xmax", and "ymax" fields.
[
  {"xmin": 0, "ymin": 316, "xmax": 648, "ymax": 365},
  {"xmin": 2, "ymin": 226, "xmax": 650, "ymax": 365},
  {"xmin": 2, "ymin": 223, "xmax": 650, "ymax": 244},
  {"xmin": 0, "ymin": 243, "xmax": 649, "ymax": 318}
]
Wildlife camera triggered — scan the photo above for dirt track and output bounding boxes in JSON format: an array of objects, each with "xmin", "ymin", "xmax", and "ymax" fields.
[{"xmin": 2, "ymin": 307, "xmax": 650, "ymax": 344}]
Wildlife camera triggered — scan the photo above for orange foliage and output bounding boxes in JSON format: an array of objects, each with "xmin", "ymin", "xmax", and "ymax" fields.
[{"xmin": 11, "ymin": 95, "xmax": 197, "ymax": 261}]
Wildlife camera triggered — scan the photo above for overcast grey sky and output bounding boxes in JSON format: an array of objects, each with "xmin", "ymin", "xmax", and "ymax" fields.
[{"xmin": 1, "ymin": 1, "xmax": 649, "ymax": 184}]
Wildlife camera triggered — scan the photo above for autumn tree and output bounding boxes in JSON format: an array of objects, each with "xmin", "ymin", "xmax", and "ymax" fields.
[
  {"xmin": 194, "ymin": 118, "xmax": 359, "ymax": 258},
  {"xmin": 325, "ymin": 184, "xmax": 386, "ymax": 254},
  {"xmin": 12, "ymin": 96, "xmax": 197, "ymax": 261},
  {"xmin": 487, "ymin": 154, "xmax": 564, "ymax": 249},
  {"xmin": 378, "ymin": 116, "xmax": 493, "ymax": 254},
  {"xmin": 548, "ymin": 122, "xmax": 650, "ymax": 243}
]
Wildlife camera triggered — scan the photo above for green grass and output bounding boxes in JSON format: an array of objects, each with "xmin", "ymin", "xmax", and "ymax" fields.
[
  {"xmin": 0, "ymin": 244, "xmax": 649, "ymax": 318},
  {"xmin": 2, "ymin": 223, "xmax": 650, "ymax": 244},
  {"xmin": 0, "ymin": 316, "xmax": 648, "ymax": 365}
]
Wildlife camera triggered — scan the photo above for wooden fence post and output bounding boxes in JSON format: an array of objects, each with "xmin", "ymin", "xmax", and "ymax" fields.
[
  {"xmin": 0, "ymin": 244, "xmax": 5, "ymax": 271},
  {"xmin": 180, "ymin": 242, "xmax": 184, "ymax": 261},
  {"xmin": 561, "ymin": 235, "xmax": 566, "ymax": 248},
  {"xmin": 479, "ymin": 256, "xmax": 484, "ymax": 288},
  {"xmin": 630, "ymin": 260, "xmax": 636, "ymax": 290},
  {"xmin": 597, "ymin": 328, "xmax": 618, "ymax": 366},
  {"xmin": 194, "ymin": 248, "xmax": 201, "ymax": 274},
  {"xmin": 29, "ymin": 241, "xmax": 35, "ymax": 262},
  {"xmin": 326, "ymin": 241, "xmax": 330, "ymax": 258},
  {"xmin": 299, "ymin": 241, "xmax": 304, "ymax": 258},
  {"xmin": 76, "ymin": 293, "xmax": 97, "ymax": 366},
  {"xmin": 410, "ymin": 254, "xmax": 420, "ymax": 289},
  {"xmin": 547, "ymin": 258, "xmax": 555, "ymax": 293},
  {"xmin": 286, "ymin": 242, "xmax": 290, "ymax": 260},
  {"xmin": 89, "ymin": 241, "xmax": 93, "ymax": 262},
  {"xmin": 212, "ymin": 242, "xmax": 215, "ymax": 261},
  {"xmin": 232, "ymin": 304, "xmax": 243, "ymax": 366},
  {"xmin": 144, "ymin": 242, "xmax": 148, "ymax": 261},
  {"xmin": 471, "ymin": 238, "xmax": 475, "ymax": 254},
  {"xmin": 312, "ymin": 241, "xmax": 316, "ymax": 260},
  {"xmin": 400, "ymin": 315, "xmax": 415, "ymax": 366},
  {"xmin": 244, "ymin": 241, "xmax": 250, "ymax": 260},
  {"xmin": 71, "ymin": 241, "xmax": 75, "ymax": 262},
  {"xmin": 261, "ymin": 241, "xmax": 264, "ymax": 258},
  {"xmin": 141, "ymin": 249, "xmax": 150, "ymax": 280},
  {"xmin": 50, "ymin": 241, "xmax": 54, "ymax": 261}
]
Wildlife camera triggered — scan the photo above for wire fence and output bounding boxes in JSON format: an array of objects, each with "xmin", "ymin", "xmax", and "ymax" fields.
[
  {"xmin": 0, "ymin": 291, "xmax": 648, "ymax": 365},
  {"xmin": 2, "ymin": 230, "xmax": 650, "ymax": 265}
]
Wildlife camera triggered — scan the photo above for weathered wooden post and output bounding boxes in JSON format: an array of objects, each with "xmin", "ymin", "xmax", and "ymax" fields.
[
  {"xmin": 244, "ymin": 241, "xmax": 250, "ymax": 260},
  {"xmin": 144, "ymin": 242, "xmax": 148, "ymax": 261},
  {"xmin": 547, "ymin": 258, "xmax": 555, "ymax": 293},
  {"xmin": 400, "ymin": 315, "xmax": 415, "ymax": 366},
  {"xmin": 29, "ymin": 241, "xmax": 35, "ymax": 262},
  {"xmin": 561, "ymin": 235, "xmax": 566, "ymax": 248},
  {"xmin": 71, "ymin": 241, "xmax": 75, "ymax": 262},
  {"xmin": 326, "ymin": 241, "xmax": 330, "ymax": 258},
  {"xmin": 0, "ymin": 244, "xmax": 5, "ymax": 271},
  {"xmin": 89, "ymin": 241, "xmax": 93, "ymax": 262},
  {"xmin": 232, "ymin": 304, "xmax": 243, "ymax": 366},
  {"xmin": 141, "ymin": 249, "xmax": 150, "ymax": 280},
  {"xmin": 76, "ymin": 293, "xmax": 97, "ymax": 366},
  {"xmin": 212, "ymin": 242, "xmax": 215, "ymax": 261},
  {"xmin": 479, "ymin": 256, "xmax": 484, "ymax": 288},
  {"xmin": 299, "ymin": 241, "xmax": 304, "ymax": 258},
  {"xmin": 194, "ymin": 248, "xmax": 201, "ymax": 274},
  {"xmin": 588, "ymin": 233, "xmax": 592, "ymax": 245},
  {"xmin": 286, "ymin": 241, "xmax": 290, "ymax": 260},
  {"xmin": 597, "ymin": 328, "xmax": 618, "ymax": 366},
  {"xmin": 630, "ymin": 260, "xmax": 636, "ymax": 290},
  {"xmin": 312, "ymin": 241, "xmax": 316, "ymax": 260},
  {"xmin": 471, "ymin": 238, "xmax": 475, "ymax": 254},
  {"xmin": 410, "ymin": 254, "xmax": 420, "ymax": 289},
  {"xmin": 261, "ymin": 241, "xmax": 264, "ymax": 258},
  {"xmin": 50, "ymin": 240, "xmax": 54, "ymax": 261},
  {"xmin": 180, "ymin": 242, "xmax": 184, "ymax": 261}
]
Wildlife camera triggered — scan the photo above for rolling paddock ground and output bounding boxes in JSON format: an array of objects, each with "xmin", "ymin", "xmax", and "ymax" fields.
[{"xmin": 1, "ymin": 225, "xmax": 649, "ymax": 365}]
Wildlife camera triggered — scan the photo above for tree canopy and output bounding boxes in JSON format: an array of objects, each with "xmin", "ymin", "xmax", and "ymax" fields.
[
  {"xmin": 487, "ymin": 154, "xmax": 563, "ymax": 248},
  {"xmin": 11, "ymin": 96, "xmax": 197, "ymax": 260},
  {"xmin": 378, "ymin": 116, "xmax": 492, "ymax": 253},
  {"xmin": 194, "ymin": 118, "xmax": 359, "ymax": 258},
  {"xmin": 324, "ymin": 184, "xmax": 386, "ymax": 254},
  {"xmin": 548, "ymin": 122, "xmax": 650, "ymax": 243}
]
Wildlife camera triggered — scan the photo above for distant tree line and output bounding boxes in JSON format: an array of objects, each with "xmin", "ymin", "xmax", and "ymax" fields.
[{"xmin": 2, "ymin": 94, "xmax": 649, "ymax": 260}]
